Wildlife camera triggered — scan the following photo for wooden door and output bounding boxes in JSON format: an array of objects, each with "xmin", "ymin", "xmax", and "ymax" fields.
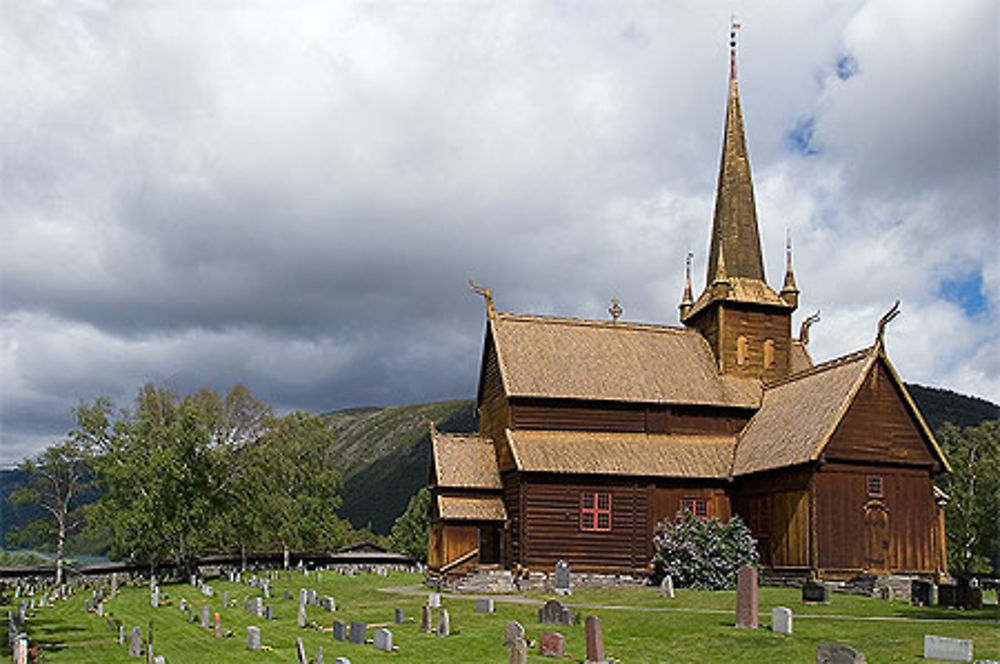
[{"xmin": 864, "ymin": 501, "xmax": 890, "ymax": 573}]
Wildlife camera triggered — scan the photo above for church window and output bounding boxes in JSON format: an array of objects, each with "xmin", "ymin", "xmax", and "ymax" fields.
[
  {"xmin": 867, "ymin": 476, "xmax": 884, "ymax": 497},
  {"xmin": 763, "ymin": 339, "xmax": 775, "ymax": 369},
  {"xmin": 581, "ymin": 492, "xmax": 612, "ymax": 532},
  {"xmin": 682, "ymin": 497, "xmax": 710, "ymax": 518},
  {"xmin": 737, "ymin": 336, "xmax": 748, "ymax": 366}
]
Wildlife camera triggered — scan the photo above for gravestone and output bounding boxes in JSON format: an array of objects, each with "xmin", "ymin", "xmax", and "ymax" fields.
[
  {"xmin": 333, "ymin": 659, "xmax": 351, "ymax": 664},
  {"xmin": 923, "ymin": 635, "xmax": 973, "ymax": 662},
  {"xmin": 539, "ymin": 632, "xmax": 565, "ymax": 658},
  {"xmin": 85, "ymin": 598, "xmax": 91, "ymax": 612},
  {"xmin": 151, "ymin": 586, "xmax": 159, "ymax": 607},
  {"xmin": 539, "ymin": 599, "xmax": 574, "ymax": 625},
  {"xmin": 322, "ymin": 596, "xmax": 336, "ymax": 612},
  {"xmin": 314, "ymin": 646, "xmax": 323, "ymax": 664},
  {"xmin": 296, "ymin": 637, "xmax": 308, "ymax": 664},
  {"xmin": 554, "ymin": 559, "xmax": 571, "ymax": 595},
  {"xmin": 297, "ymin": 602, "xmax": 307, "ymax": 628},
  {"xmin": 308, "ymin": 589, "xmax": 318, "ymax": 606},
  {"xmin": 153, "ymin": 658, "xmax": 166, "ymax": 664},
  {"xmin": 284, "ymin": 590, "xmax": 291, "ymax": 601},
  {"xmin": 119, "ymin": 625, "xmax": 125, "ymax": 644},
  {"xmin": 394, "ymin": 608, "xmax": 405, "ymax": 623},
  {"xmin": 660, "ymin": 575, "xmax": 675, "ymax": 599},
  {"xmin": 420, "ymin": 605, "xmax": 432, "ymax": 633},
  {"xmin": 735, "ymin": 565, "xmax": 758, "ymax": 629},
  {"xmin": 374, "ymin": 627, "xmax": 393, "ymax": 652},
  {"xmin": 200, "ymin": 606, "xmax": 210, "ymax": 629},
  {"xmin": 223, "ymin": 591, "xmax": 229, "ymax": 607},
  {"xmin": 504, "ymin": 621, "xmax": 527, "ymax": 664},
  {"xmin": 247, "ymin": 626, "xmax": 261, "ymax": 650},
  {"xmin": 585, "ymin": 615, "xmax": 607, "ymax": 664},
  {"xmin": 437, "ymin": 609, "xmax": 450, "ymax": 637},
  {"xmin": 97, "ymin": 602, "xmax": 104, "ymax": 617},
  {"xmin": 254, "ymin": 597, "xmax": 263, "ymax": 617},
  {"xmin": 185, "ymin": 606, "xmax": 192, "ymax": 623},
  {"xmin": 771, "ymin": 607, "xmax": 792, "ymax": 635},
  {"xmin": 262, "ymin": 582, "xmax": 270, "ymax": 599},
  {"xmin": 333, "ymin": 620, "xmax": 347, "ymax": 640},
  {"xmin": 265, "ymin": 605, "xmax": 273, "ymax": 620},
  {"xmin": 427, "ymin": 592, "xmax": 441, "ymax": 608},
  {"xmin": 349, "ymin": 621, "xmax": 366, "ymax": 644},
  {"xmin": 816, "ymin": 643, "xmax": 867, "ymax": 663},
  {"xmin": 299, "ymin": 589, "xmax": 308, "ymax": 605},
  {"xmin": 802, "ymin": 581, "xmax": 829, "ymax": 604},
  {"xmin": 475, "ymin": 598, "xmax": 495, "ymax": 613},
  {"xmin": 213, "ymin": 613, "xmax": 221, "ymax": 638},
  {"xmin": 129, "ymin": 626, "xmax": 142, "ymax": 657}
]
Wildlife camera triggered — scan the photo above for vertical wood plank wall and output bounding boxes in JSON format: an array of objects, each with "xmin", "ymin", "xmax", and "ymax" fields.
[{"xmin": 479, "ymin": 335, "xmax": 513, "ymax": 470}]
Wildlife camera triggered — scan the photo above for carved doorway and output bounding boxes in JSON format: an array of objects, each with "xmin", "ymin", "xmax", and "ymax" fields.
[{"xmin": 864, "ymin": 501, "xmax": 890, "ymax": 573}]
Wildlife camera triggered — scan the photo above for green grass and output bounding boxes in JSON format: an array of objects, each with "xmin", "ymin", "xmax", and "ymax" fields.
[{"xmin": 7, "ymin": 572, "xmax": 999, "ymax": 663}]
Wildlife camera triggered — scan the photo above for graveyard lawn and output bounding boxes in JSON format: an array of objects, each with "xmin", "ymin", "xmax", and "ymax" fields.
[{"xmin": 3, "ymin": 573, "xmax": 996, "ymax": 663}]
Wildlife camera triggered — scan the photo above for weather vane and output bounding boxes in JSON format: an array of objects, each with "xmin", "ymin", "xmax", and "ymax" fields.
[{"xmin": 730, "ymin": 14, "xmax": 742, "ymax": 78}]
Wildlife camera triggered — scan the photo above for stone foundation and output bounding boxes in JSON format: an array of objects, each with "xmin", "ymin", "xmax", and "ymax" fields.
[{"xmin": 432, "ymin": 568, "xmax": 646, "ymax": 594}]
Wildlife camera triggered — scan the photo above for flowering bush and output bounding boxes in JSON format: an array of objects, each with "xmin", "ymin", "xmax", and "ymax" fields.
[{"xmin": 651, "ymin": 510, "xmax": 759, "ymax": 590}]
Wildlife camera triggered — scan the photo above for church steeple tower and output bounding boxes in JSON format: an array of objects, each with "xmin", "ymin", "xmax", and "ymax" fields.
[{"xmin": 680, "ymin": 23, "xmax": 798, "ymax": 381}]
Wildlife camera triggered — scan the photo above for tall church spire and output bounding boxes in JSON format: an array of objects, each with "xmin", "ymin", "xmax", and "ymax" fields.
[{"xmin": 705, "ymin": 21, "xmax": 766, "ymax": 285}]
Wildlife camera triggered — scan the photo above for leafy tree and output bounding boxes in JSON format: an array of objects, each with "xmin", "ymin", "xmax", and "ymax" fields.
[
  {"xmin": 937, "ymin": 419, "xmax": 1000, "ymax": 575},
  {"xmin": 9, "ymin": 439, "xmax": 90, "ymax": 584},
  {"xmin": 389, "ymin": 487, "xmax": 430, "ymax": 561},
  {"xmin": 652, "ymin": 511, "xmax": 758, "ymax": 590}
]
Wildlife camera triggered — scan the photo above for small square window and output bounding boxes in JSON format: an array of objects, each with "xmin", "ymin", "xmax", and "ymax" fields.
[
  {"xmin": 682, "ymin": 497, "xmax": 710, "ymax": 518},
  {"xmin": 867, "ymin": 476, "xmax": 883, "ymax": 497},
  {"xmin": 581, "ymin": 492, "xmax": 612, "ymax": 532}
]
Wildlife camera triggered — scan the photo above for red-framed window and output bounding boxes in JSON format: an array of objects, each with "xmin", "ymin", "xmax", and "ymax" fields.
[
  {"xmin": 682, "ymin": 497, "xmax": 710, "ymax": 518},
  {"xmin": 580, "ymin": 492, "xmax": 612, "ymax": 532},
  {"xmin": 867, "ymin": 475, "xmax": 884, "ymax": 497}
]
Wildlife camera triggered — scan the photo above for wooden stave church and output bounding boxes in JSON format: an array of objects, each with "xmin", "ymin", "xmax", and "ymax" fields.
[{"xmin": 426, "ymin": 42, "xmax": 950, "ymax": 582}]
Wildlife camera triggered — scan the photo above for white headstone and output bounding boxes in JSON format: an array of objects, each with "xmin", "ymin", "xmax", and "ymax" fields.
[
  {"xmin": 373, "ymin": 627, "xmax": 393, "ymax": 652},
  {"xmin": 247, "ymin": 626, "xmax": 261, "ymax": 650},
  {"xmin": 660, "ymin": 575, "xmax": 675, "ymax": 599},
  {"xmin": 427, "ymin": 592, "xmax": 441, "ymax": 608},
  {"xmin": 771, "ymin": 607, "xmax": 792, "ymax": 635},
  {"xmin": 923, "ymin": 635, "xmax": 973, "ymax": 663}
]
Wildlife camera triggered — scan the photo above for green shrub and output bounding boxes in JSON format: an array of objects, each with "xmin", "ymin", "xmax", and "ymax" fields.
[{"xmin": 651, "ymin": 510, "xmax": 759, "ymax": 590}]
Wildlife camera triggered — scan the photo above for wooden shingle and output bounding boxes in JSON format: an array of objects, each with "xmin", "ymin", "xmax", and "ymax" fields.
[
  {"xmin": 430, "ymin": 431, "xmax": 501, "ymax": 490},
  {"xmin": 436, "ymin": 495, "xmax": 507, "ymax": 521}
]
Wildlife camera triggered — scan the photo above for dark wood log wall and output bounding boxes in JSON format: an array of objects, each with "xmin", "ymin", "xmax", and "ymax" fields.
[
  {"xmin": 648, "ymin": 485, "xmax": 731, "ymax": 538},
  {"xmin": 814, "ymin": 463, "xmax": 936, "ymax": 573},
  {"xmin": 733, "ymin": 469, "xmax": 812, "ymax": 569},
  {"xmin": 510, "ymin": 399, "xmax": 751, "ymax": 436},
  {"xmin": 825, "ymin": 358, "xmax": 937, "ymax": 468},
  {"xmin": 478, "ymin": 334, "xmax": 514, "ymax": 470}
]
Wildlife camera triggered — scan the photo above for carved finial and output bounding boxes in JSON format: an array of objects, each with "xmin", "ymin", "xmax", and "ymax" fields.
[
  {"xmin": 729, "ymin": 15, "xmax": 742, "ymax": 80},
  {"xmin": 799, "ymin": 310, "xmax": 821, "ymax": 345},
  {"xmin": 781, "ymin": 229, "xmax": 799, "ymax": 306},
  {"xmin": 679, "ymin": 251, "xmax": 695, "ymax": 318},
  {"xmin": 426, "ymin": 418, "xmax": 438, "ymax": 436},
  {"xmin": 469, "ymin": 279, "xmax": 496, "ymax": 320},
  {"xmin": 608, "ymin": 295, "xmax": 623, "ymax": 323},
  {"xmin": 876, "ymin": 300, "xmax": 901, "ymax": 346}
]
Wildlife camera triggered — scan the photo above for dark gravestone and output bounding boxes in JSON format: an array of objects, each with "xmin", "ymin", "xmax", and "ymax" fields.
[
  {"xmin": 802, "ymin": 582, "xmax": 829, "ymax": 604},
  {"xmin": 554, "ymin": 560, "xmax": 571, "ymax": 595},
  {"xmin": 128, "ymin": 626, "xmax": 142, "ymax": 657},
  {"xmin": 332, "ymin": 620, "xmax": 347, "ymax": 641},
  {"xmin": 394, "ymin": 608, "xmax": 405, "ymax": 624},
  {"xmin": 538, "ymin": 599, "xmax": 574, "ymax": 626},
  {"xmin": 585, "ymin": 615, "xmax": 607, "ymax": 664},
  {"xmin": 349, "ymin": 621, "xmax": 366, "ymax": 644},
  {"xmin": 437, "ymin": 609, "xmax": 450, "ymax": 637},
  {"xmin": 735, "ymin": 565, "xmax": 758, "ymax": 629},
  {"xmin": 539, "ymin": 631, "xmax": 565, "ymax": 658},
  {"xmin": 284, "ymin": 590, "xmax": 291, "ymax": 601},
  {"xmin": 816, "ymin": 643, "xmax": 867, "ymax": 663},
  {"xmin": 420, "ymin": 605, "xmax": 432, "ymax": 633},
  {"xmin": 265, "ymin": 605, "xmax": 273, "ymax": 620}
]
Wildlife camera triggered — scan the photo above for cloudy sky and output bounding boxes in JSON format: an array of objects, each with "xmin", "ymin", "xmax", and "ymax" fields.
[{"xmin": 2, "ymin": 0, "xmax": 997, "ymax": 466}]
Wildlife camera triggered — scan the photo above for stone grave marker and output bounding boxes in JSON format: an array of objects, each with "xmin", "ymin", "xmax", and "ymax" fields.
[
  {"xmin": 223, "ymin": 591, "xmax": 229, "ymax": 607},
  {"xmin": 374, "ymin": 627, "xmax": 393, "ymax": 652},
  {"xmin": 802, "ymin": 581, "xmax": 829, "ymax": 604},
  {"xmin": 314, "ymin": 646, "xmax": 323, "ymax": 664},
  {"xmin": 321, "ymin": 596, "xmax": 336, "ymax": 612},
  {"xmin": 394, "ymin": 607, "xmax": 405, "ymax": 623},
  {"xmin": 200, "ymin": 606, "xmax": 210, "ymax": 629},
  {"xmin": 349, "ymin": 621, "xmax": 366, "ymax": 644},
  {"xmin": 333, "ymin": 658, "xmax": 351, "ymax": 664},
  {"xmin": 554, "ymin": 559, "xmax": 571, "ymax": 595},
  {"xmin": 332, "ymin": 620, "xmax": 347, "ymax": 641},
  {"xmin": 504, "ymin": 621, "xmax": 527, "ymax": 664},
  {"xmin": 771, "ymin": 607, "xmax": 792, "ymax": 634},
  {"xmin": 297, "ymin": 602, "xmax": 308, "ymax": 628},
  {"xmin": 129, "ymin": 626, "xmax": 142, "ymax": 657},
  {"xmin": 735, "ymin": 565, "xmax": 758, "ymax": 629},
  {"xmin": 296, "ymin": 637, "xmax": 308, "ymax": 664},
  {"xmin": 660, "ymin": 575, "xmax": 675, "ymax": 599},
  {"xmin": 816, "ymin": 643, "xmax": 867, "ymax": 663},
  {"xmin": 85, "ymin": 598, "xmax": 91, "ymax": 613},
  {"xmin": 299, "ymin": 588, "xmax": 308, "ymax": 605},
  {"xmin": 254, "ymin": 597, "xmax": 263, "ymax": 617},
  {"xmin": 539, "ymin": 632, "xmax": 565, "ymax": 658},
  {"xmin": 421, "ymin": 605, "xmax": 432, "ymax": 633},
  {"xmin": 213, "ymin": 613, "xmax": 221, "ymax": 638},
  {"xmin": 539, "ymin": 599, "xmax": 574, "ymax": 626},
  {"xmin": 153, "ymin": 657, "xmax": 165, "ymax": 664},
  {"xmin": 284, "ymin": 590, "xmax": 291, "ymax": 601},
  {"xmin": 924, "ymin": 635, "xmax": 973, "ymax": 662},
  {"xmin": 118, "ymin": 625, "xmax": 125, "ymax": 644},
  {"xmin": 185, "ymin": 606, "xmax": 192, "ymax": 623},
  {"xmin": 263, "ymin": 582, "xmax": 270, "ymax": 599},
  {"xmin": 475, "ymin": 598, "xmax": 495, "ymax": 613},
  {"xmin": 247, "ymin": 626, "xmax": 261, "ymax": 650},
  {"xmin": 585, "ymin": 615, "xmax": 607, "ymax": 664},
  {"xmin": 437, "ymin": 608, "xmax": 450, "ymax": 637},
  {"xmin": 427, "ymin": 592, "xmax": 441, "ymax": 608},
  {"xmin": 308, "ymin": 589, "xmax": 318, "ymax": 605}
]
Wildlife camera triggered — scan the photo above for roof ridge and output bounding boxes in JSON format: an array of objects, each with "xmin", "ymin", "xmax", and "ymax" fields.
[
  {"xmin": 495, "ymin": 311, "xmax": 690, "ymax": 334},
  {"xmin": 763, "ymin": 344, "xmax": 875, "ymax": 389}
]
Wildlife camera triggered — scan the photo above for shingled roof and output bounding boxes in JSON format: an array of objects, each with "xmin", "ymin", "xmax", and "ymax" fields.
[
  {"xmin": 490, "ymin": 313, "xmax": 761, "ymax": 409},
  {"xmin": 732, "ymin": 347, "xmax": 875, "ymax": 476},
  {"xmin": 436, "ymin": 495, "xmax": 507, "ymax": 521},
  {"xmin": 430, "ymin": 431, "xmax": 501, "ymax": 490},
  {"xmin": 507, "ymin": 429, "xmax": 736, "ymax": 479}
]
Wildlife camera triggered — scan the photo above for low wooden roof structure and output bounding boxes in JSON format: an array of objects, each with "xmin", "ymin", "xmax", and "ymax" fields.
[
  {"xmin": 430, "ymin": 431, "xmax": 502, "ymax": 490},
  {"xmin": 436, "ymin": 495, "xmax": 507, "ymax": 521},
  {"xmin": 488, "ymin": 313, "xmax": 761, "ymax": 409}
]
